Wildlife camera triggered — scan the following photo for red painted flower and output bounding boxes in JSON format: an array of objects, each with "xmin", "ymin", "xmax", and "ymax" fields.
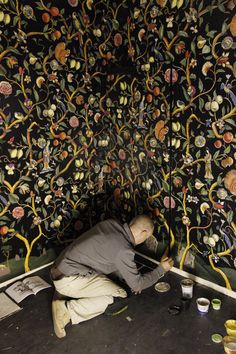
[
  {"xmin": 12, "ymin": 207, "xmax": 25, "ymax": 219},
  {"xmin": 0, "ymin": 81, "xmax": 12, "ymax": 96},
  {"xmin": 164, "ymin": 69, "xmax": 178, "ymax": 83},
  {"xmin": 114, "ymin": 33, "xmax": 123, "ymax": 47},
  {"xmin": 118, "ymin": 149, "xmax": 126, "ymax": 160},
  {"xmin": 69, "ymin": 116, "xmax": 79, "ymax": 128}
]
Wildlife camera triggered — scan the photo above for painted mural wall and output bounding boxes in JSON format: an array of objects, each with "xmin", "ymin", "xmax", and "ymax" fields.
[{"xmin": 0, "ymin": 0, "xmax": 235, "ymax": 288}]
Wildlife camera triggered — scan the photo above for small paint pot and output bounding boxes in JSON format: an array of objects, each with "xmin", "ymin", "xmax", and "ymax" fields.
[
  {"xmin": 225, "ymin": 320, "xmax": 236, "ymax": 337},
  {"xmin": 181, "ymin": 278, "xmax": 194, "ymax": 299},
  {"xmin": 211, "ymin": 298, "xmax": 221, "ymax": 310},
  {"xmin": 223, "ymin": 336, "xmax": 236, "ymax": 354},
  {"xmin": 196, "ymin": 297, "xmax": 210, "ymax": 314}
]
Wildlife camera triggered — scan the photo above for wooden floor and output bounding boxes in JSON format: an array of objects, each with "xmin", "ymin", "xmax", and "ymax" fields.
[{"xmin": 0, "ymin": 257, "xmax": 235, "ymax": 354}]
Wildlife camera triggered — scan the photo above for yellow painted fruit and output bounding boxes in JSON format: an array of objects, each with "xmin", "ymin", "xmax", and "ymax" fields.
[
  {"xmin": 10, "ymin": 149, "xmax": 17, "ymax": 158},
  {"xmin": 70, "ymin": 59, "xmax": 76, "ymax": 69},
  {"xmin": 230, "ymin": 15, "xmax": 236, "ymax": 36},
  {"xmin": 17, "ymin": 149, "xmax": 23, "ymax": 159},
  {"xmin": 0, "ymin": 11, "xmax": 4, "ymax": 22},
  {"xmin": 175, "ymin": 139, "xmax": 181, "ymax": 149},
  {"xmin": 4, "ymin": 14, "xmax": 11, "ymax": 24},
  {"xmin": 76, "ymin": 61, "xmax": 81, "ymax": 70}
]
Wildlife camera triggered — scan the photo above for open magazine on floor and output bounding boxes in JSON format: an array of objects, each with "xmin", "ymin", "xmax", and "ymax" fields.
[
  {"xmin": 0, "ymin": 292, "xmax": 22, "ymax": 320},
  {"xmin": 5, "ymin": 275, "xmax": 51, "ymax": 303}
]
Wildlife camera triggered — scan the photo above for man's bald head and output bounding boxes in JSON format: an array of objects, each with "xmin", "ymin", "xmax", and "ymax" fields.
[{"xmin": 129, "ymin": 215, "xmax": 154, "ymax": 245}]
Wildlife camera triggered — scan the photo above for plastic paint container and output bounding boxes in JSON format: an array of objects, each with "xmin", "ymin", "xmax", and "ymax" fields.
[
  {"xmin": 180, "ymin": 278, "xmax": 194, "ymax": 299},
  {"xmin": 196, "ymin": 297, "xmax": 210, "ymax": 314},
  {"xmin": 225, "ymin": 320, "xmax": 236, "ymax": 337},
  {"xmin": 211, "ymin": 298, "xmax": 221, "ymax": 310},
  {"xmin": 223, "ymin": 336, "xmax": 236, "ymax": 354}
]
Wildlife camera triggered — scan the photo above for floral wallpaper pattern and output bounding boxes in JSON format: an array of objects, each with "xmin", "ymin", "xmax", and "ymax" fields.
[{"xmin": 0, "ymin": 0, "xmax": 235, "ymax": 288}]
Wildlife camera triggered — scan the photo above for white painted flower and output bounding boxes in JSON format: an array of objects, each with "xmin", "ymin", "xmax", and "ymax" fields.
[{"xmin": 217, "ymin": 188, "xmax": 228, "ymax": 200}]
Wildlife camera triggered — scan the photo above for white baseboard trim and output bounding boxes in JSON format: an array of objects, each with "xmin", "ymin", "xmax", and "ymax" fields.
[
  {"xmin": 1, "ymin": 253, "xmax": 236, "ymax": 299},
  {"xmin": 0, "ymin": 261, "xmax": 54, "ymax": 289},
  {"xmin": 135, "ymin": 251, "xmax": 236, "ymax": 299}
]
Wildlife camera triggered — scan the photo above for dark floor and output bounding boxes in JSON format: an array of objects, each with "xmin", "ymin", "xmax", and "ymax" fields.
[{"xmin": 0, "ymin": 257, "xmax": 235, "ymax": 354}]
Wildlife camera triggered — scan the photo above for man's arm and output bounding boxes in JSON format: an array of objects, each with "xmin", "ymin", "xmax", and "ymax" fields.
[{"xmin": 115, "ymin": 248, "xmax": 173, "ymax": 293}]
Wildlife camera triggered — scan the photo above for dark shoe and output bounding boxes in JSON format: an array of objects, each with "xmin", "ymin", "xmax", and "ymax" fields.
[{"xmin": 104, "ymin": 297, "xmax": 129, "ymax": 316}]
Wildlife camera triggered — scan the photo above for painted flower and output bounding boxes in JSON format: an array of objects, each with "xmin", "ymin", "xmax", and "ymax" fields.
[
  {"xmin": 150, "ymin": 6, "xmax": 158, "ymax": 18},
  {"xmin": 166, "ymin": 16, "xmax": 174, "ymax": 28},
  {"xmin": 218, "ymin": 52, "xmax": 230, "ymax": 67},
  {"xmin": 76, "ymin": 95, "xmax": 84, "ymax": 105},
  {"xmin": 69, "ymin": 116, "xmax": 79, "ymax": 128},
  {"xmin": 194, "ymin": 136, "xmax": 206, "ymax": 148},
  {"xmin": 221, "ymin": 36, "xmax": 233, "ymax": 50},
  {"xmin": 24, "ymin": 75, "xmax": 31, "ymax": 83},
  {"xmin": 12, "ymin": 207, "xmax": 25, "ymax": 219},
  {"xmin": 54, "ymin": 188, "xmax": 64, "ymax": 197},
  {"xmin": 190, "ymin": 59, "xmax": 197, "ymax": 68},
  {"xmin": 56, "ymin": 177, "xmax": 65, "ymax": 187},
  {"xmin": 33, "ymin": 216, "xmax": 42, "ymax": 225},
  {"xmin": 68, "ymin": 0, "xmax": 78, "ymax": 6},
  {"xmin": 6, "ymin": 163, "xmax": 15, "ymax": 175},
  {"xmin": 163, "ymin": 196, "xmax": 176, "ymax": 208},
  {"xmin": 224, "ymin": 170, "xmax": 236, "ymax": 195},
  {"xmin": 19, "ymin": 184, "xmax": 30, "ymax": 194},
  {"xmin": 38, "ymin": 138, "xmax": 47, "ymax": 148},
  {"xmin": 114, "ymin": 33, "xmax": 123, "ymax": 47},
  {"xmin": 128, "ymin": 46, "xmax": 135, "ymax": 57},
  {"xmin": 118, "ymin": 149, "xmax": 126, "ymax": 160},
  {"xmin": 71, "ymin": 185, "xmax": 78, "ymax": 193},
  {"xmin": 202, "ymin": 61, "xmax": 213, "ymax": 76},
  {"xmin": 164, "ymin": 68, "xmax": 178, "ymax": 83},
  {"xmin": 24, "ymin": 98, "xmax": 33, "ymax": 109},
  {"xmin": 23, "ymin": 5, "xmax": 34, "ymax": 19},
  {"xmin": 0, "ymin": 81, "xmax": 12, "ymax": 96},
  {"xmin": 50, "ymin": 60, "xmax": 59, "ymax": 71},
  {"xmin": 173, "ymin": 177, "xmax": 182, "ymax": 187},
  {"xmin": 216, "ymin": 188, "xmax": 228, "ymax": 199},
  {"xmin": 182, "ymin": 216, "xmax": 191, "ymax": 226}
]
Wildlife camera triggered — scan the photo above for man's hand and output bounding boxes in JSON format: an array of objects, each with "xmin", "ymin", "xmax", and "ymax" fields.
[{"xmin": 160, "ymin": 257, "xmax": 174, "ymax": 272}]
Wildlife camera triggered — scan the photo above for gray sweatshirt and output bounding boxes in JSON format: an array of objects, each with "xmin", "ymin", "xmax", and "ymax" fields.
[{"xmin": 54, "ymin": 219, "xmax": 165, "ymax": 292}]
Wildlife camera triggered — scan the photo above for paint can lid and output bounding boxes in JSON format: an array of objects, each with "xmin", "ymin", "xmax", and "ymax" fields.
[
  {"xmin": 211, "ymin": 334, "xmax": 223, "ymax": 343},
  {"xmin": 154, "ymin": 282, "xmax": 171, "ymax": 293}
]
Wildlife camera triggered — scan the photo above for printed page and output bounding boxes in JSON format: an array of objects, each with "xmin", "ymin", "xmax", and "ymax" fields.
[
  {"xmin": 0, "ymin": 292, "xmax": 21, "ymax": 320},
  {"xmin": 23, "ymin": 276, "xmax": 51, "ymax": 295},
  {"xmin": 5, "ymin": 281, "xmax": 33, "ymax": 303}
]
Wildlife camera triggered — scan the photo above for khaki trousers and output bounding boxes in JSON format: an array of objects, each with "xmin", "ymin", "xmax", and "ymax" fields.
[{"xmin": 53, "ymin": 273, "xmax": 127, "ymax": 324}]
